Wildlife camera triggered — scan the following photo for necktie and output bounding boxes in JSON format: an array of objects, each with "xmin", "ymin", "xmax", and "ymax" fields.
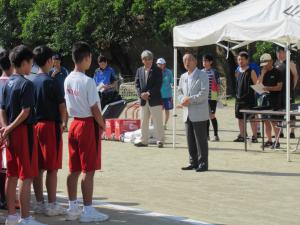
[{"xmin": 144, "ymin": 70, "xmax": 149, "ymax": 84}]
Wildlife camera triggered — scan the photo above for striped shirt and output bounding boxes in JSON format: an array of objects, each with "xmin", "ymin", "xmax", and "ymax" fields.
[{"xmin": 201, "ymin": 68, "xmax": 220, "ymax": 100}]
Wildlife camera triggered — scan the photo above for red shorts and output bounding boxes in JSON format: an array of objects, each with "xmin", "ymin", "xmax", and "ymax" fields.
[
  {"xmin": 68, "ymin": 117, "xmax": 101, "ymax": 172},
  {"xmin": 6, "ymin": 124, "xmax": 38, "ymax": 180},
  {"xmin": 35, "ymin": 121, "xmax": 63, "ymax": 170}
]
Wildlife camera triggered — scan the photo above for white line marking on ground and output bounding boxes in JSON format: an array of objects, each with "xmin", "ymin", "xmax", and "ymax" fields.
[{"xmin": 56, "ymin": 193, "xmax": 214, "ymax": 225}]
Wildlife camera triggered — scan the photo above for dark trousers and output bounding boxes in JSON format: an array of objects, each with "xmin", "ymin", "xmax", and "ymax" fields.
[{"xmin": 185, "ymin": 118, "xmax": 209, "ymax": 168}]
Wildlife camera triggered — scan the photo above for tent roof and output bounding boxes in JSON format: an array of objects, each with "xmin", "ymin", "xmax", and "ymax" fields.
[{"xmin": 173, "ymin": 0, "xmax": 300, "ymax": 47}]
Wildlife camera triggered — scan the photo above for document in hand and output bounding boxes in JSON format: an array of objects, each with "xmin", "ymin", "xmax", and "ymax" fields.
[{"xmin": 251, "ymin": 83, "xmax": 269, "ymax": 95}]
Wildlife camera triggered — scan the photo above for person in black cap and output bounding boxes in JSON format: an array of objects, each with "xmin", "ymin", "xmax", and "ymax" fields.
[
  {"xmin": 49, "ymin": 53, "xmax": 69, "ymax": 131},
  {"xmin": 274, "ymin": 46, "xmax": 298, "ymax": 138},
  {"xmin": 49, "ymin": 53, "xmax": 69, "ymax": 95}
]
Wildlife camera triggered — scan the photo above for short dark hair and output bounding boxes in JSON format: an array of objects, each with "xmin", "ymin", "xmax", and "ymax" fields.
[
  {"xmin": 0, "ymin": 51, "xmax": 11, "ymax": 71},
  {"xmin": 72, "ymin": 41, "xmax": 91, "ymax": 64},
  {"xmin": 238, "ymin": 51, "xmax": 249, "ymax": 59},
  {"xmin": 9, "ymin": 45, "xmax": 33, "ymax": 68},
  {"xmin": 98, "ymin": 55, "xmax": 107, "ymax": 63},
  {"xmin": 33, "ymin": 45, "xmax": 54, "ymax": 67},
  {"xmin": 276, "ymin": 46, "xmax": 285, "ymax": 52},
  {"xmin": 203, "ymin": 54, "xmax": 213, "ymax": 62}
]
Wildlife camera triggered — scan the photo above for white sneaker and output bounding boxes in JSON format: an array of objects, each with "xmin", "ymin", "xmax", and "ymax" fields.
[
  {"xmin": 32, "ymin": 202, "xmax": 46, "ymax": 214},
  {"xmin": 1, "ymin": 215, "xmax": 6, "ymax": 224},
  {"xmin": 65, "ymin": 207, "xmax": 82, "ymax": 221},
  {"xmin": 5, "ymin": 214, "xmax": 19, "ymax": 225},
  {"xmin": 45, "ymin": 203, "xmax": 66, "ymax": 216},
  {"xmin": 17, "ymin": 216, "xmax": 46, "ymax": 225},
  {"xmin": 80, "ymin": 207, "xmax": 109, "ymax": 223}
]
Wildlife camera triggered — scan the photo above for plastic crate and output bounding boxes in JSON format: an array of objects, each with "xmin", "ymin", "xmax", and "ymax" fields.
[
  {"xmin": 114, "ymin": 119, "xmax": 141, "ymax": 140},
  {"xmin": 105, "ymin": 119, "xmax": 116, "ymax": 140}
]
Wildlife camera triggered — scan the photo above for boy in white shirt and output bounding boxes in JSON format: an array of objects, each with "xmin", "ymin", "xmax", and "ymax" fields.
[{"xmin": 64, "ymin": 42, "xmax": 107, "ymax": 222}]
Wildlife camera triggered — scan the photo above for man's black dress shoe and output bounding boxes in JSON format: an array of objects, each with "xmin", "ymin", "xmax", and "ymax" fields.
[
  {"xmin": 134, "ymin": 142, "xmax": 148, "ymax": 147},
  {"xmin": 196, "ymin": 164, "xmax": 208, "ymax": 172},
  {"xmin": 181, "ymin": 165, "xmax": 197, "ymax": 170}
]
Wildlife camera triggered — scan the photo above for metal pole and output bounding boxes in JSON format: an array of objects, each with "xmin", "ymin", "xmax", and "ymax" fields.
[
  {"xmin": 173, "ymin": 48, "xmax": 178, "ymax": 149},
  {"xmin": 286, "ymin": 43, "xmax": 291, "ymax": 162}
]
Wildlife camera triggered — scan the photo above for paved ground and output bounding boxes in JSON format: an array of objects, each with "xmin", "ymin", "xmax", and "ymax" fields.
[{"xmin": 1, "ymin": 105, "xmax": 300, "ymax": 225}]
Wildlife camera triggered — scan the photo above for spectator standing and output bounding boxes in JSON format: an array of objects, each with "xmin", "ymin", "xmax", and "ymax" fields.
[
  {"xmin": 274, "ymin": 46, "xmax": 298, "ymax": 138},
  {"xmin": 93, "ymin": 55, "xmax": 116, "ymax": 92},
  {"xmin": 49, "ymin": 53, "xmax": 69, "ymax": 95},
  {"xmin": 202, "ymin": 54, "xmax": 220, "ymax": 141},
  {"xmin": 156, "ymin": 58, "xmax": 174, "ymax": 130},
  {"xmin": 258, "ymin": 53, "xmax": 283, "ymax": 149},
  {"xmin": 134, "ymin": 50, "xmax": 164, "ymax": 148},
  {"xmin": 234, "ymin": 52, "xmax": 258, "ymax": 143}
]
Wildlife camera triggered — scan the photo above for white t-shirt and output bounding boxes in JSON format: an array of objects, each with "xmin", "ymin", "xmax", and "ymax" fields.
[{"xmin": 64, "ymin": 71, "xmax": 101, "ymax": 118}]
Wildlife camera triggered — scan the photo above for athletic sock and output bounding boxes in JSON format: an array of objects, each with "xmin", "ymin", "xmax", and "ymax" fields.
[
  {"xmin": 83, "ymin": 205, "xmax": 93, "ymax": 212},
  {"xmin": 68, "ymin": 200, "xmax": 78, "ymax": 210}
]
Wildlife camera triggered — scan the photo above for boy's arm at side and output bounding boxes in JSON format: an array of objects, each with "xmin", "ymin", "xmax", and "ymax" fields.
[
  {"xmin": 0, "ymin": 108, "xmax": 30, "ymax": 139},
  {"xmin": 59, "ymin": 102, "xmax": 67, "ymax": 129},
  {"xmin": 91, "ymin": 103, "xmax": 105, "ymax": 130},
  {"xmin": 0, "ymin": 109, "xmax": 8, "ymax": 127}
]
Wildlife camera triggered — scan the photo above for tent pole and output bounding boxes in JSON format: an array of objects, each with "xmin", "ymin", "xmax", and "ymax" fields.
[
  {"xmin": 173, "ymin": 48, "xmax": 178, "ymax": 149},
  {"xmin": 286, "ymin": 43, "xmax": 291, "ymax": 162}
]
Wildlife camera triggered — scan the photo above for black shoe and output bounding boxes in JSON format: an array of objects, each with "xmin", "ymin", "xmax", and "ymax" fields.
[
  {"xmin": 290, "ymin": 133, "xmax": 296, "ymax": 139},
  {"xmin": 157, "ymin": 142, "xmax": 163, "ymax": 148},
  {"xmin": 280, "ymin": 132, "xmax": 284, "ymax": 138},
  {"xmin": 257, "ymin": 132, "xmax": 262, "ymax": 138},
  {"xmin": 233, "ymin": 136, "xmax": 244, "ymax": 142},
  {"xmin": 251, "ymin": 136, "xmax": 258, "ymax": 143},
  {"xmin": 262, "ymin": 141, "xmax": 273, "ymax": 148},
  {"xmin": 272, "ymin": 142, "xmax": 280, "ymax": 149},
  {"xmin": 181, "ymin": 165, "xmax": 197, "ymax": 170},
  {"xmin": 134, "ymin": 142, "xmax": 148, "ymax": 147},
  {"xmin": 196, "ymin": 164, "xmax": 208, "ymax": 172},
  {"xmin": 212, "ymin": 136, "xmax": 220, "ymax": 142}
]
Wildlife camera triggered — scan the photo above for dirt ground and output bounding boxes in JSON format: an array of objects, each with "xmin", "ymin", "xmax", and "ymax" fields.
[{"xmin": 1, "ymin": 105, "xmax": 300, "ymax": 225}]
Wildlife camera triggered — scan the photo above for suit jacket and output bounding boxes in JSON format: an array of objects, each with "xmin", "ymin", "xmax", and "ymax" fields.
[
  {"xmin": 135, "ymin": 64, "xmax": 163, "ymax": 106},
  {"xmin": 178, "ymin": 68, "xmax": 209, "ymax": 122}
]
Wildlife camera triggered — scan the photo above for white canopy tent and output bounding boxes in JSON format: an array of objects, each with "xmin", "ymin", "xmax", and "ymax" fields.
[{"xmin": 172, "ymin": 0, "xmax": 300, "ymax": 161}]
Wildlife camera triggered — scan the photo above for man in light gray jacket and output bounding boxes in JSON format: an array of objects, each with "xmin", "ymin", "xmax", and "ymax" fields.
[{"xmin": 178, "ymin": 53, "xmax": 209, "ymax": 172}]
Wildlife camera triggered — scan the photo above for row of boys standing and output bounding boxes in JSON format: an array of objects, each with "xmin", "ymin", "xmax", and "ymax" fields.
[{"xmin": 0, "ymin": 43, "xmax": 108, "ymax": 225}]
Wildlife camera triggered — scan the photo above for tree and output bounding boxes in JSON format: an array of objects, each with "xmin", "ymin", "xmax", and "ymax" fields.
[
  {"xmin": 0, "ymin": 0, "xmax": 34, "ymax": 49},
  {"xmin": 0, "ymin": 0, "xmax": 247, "ymax": 75}
]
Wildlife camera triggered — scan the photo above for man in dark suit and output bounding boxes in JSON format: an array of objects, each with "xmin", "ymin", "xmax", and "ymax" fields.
[{"xmin": 135, "ymin": 50, "xmax": 164, "ymax": 148}]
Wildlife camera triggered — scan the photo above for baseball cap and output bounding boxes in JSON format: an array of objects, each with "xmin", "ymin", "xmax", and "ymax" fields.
[
  {"xmin": 53, "ymin": 53, "xmax": 62, "ymax": 60},
  {"xmin": 260, "ymin": 53, "xmax": 272, "ymax": 66},
  {"xmin": 156, "ymin": 58, "xmax": 166, "ymax": 65}
]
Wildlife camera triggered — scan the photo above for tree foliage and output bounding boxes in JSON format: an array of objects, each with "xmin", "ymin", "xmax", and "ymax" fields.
[
  {"xmin": 0, "ymin": 0, "xmax": 246, "ymax": 52},
  {"xmin": 0, "ymin": 0, "xmax": 248, "ymax": 75}
]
